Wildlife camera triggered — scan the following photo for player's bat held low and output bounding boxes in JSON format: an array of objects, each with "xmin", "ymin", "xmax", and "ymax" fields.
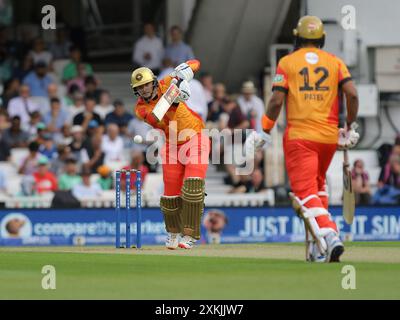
[
  {"xmin": 342, "ymin": 149, "xmax": 355, "ymax": 224},
  {"xmin": 151, "ymin": 79, "xmax": 181, "ymax": 122}
]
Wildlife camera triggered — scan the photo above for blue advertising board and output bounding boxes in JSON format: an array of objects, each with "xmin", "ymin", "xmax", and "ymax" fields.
[{"xmin": 0, "ymin": 206, "xmax": 399, "ymax": 246}]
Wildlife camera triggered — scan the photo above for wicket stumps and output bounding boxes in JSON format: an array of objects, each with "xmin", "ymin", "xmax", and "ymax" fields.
[{"xmin": 115, "ymin": 169, "xmax": 142, "ymax": 249}]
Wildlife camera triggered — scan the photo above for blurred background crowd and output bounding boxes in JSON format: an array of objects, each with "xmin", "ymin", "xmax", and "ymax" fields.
[{"xmin": 0, "ymin": 0, "xmax": 399, "ymax": 206}]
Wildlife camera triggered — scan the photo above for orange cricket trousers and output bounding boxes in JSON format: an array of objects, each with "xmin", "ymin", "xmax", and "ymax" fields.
[
  {"xmin": 283, "ymin": 135, "xmax": 338, "ymax": 232},
  {"xmin": 161, "ymin": 132, "xmax": 210, "ymax": 196}
]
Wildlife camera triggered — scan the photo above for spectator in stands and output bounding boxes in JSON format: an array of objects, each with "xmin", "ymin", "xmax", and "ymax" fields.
[
  {"xmin": 49, "ymin": 28, "xmax": 71, "ymax": 60},
  {"xmin": 0, "ymin": 46, "xmax": 12, "ymax": 84},
  {"xmin": 351, "ymin": 159, "xmax": 371, "ymax": 205},
  {"xmin": 43, "ymin": 97, "xmax": 68, "ymax": 133},
  {"xmin": 2, "ymin": 115, "xmax": 29, "ymax": 148},
  {"xmin": 377, "ymin": 135, "xmax": 400, "ymax": 173},
  {"xmin": 58, "ymin": 157, "xmax": 82, "ymax": 191},
  {"xmin": 221, "ymin": 96, "xmax": 249, "ymax": 131},
  {"xmin": 97, "ymin": 165, "xmax": 113, "ymax": 190},
  {"xmin": 72, "ymin": 168, "xmax": 102, "ymax": 200},
  {"xmin": 0, "ymin": 109, "xmax": 10, "ymax": 133},
  {"xmin": 86, "ymin": 119, "xmax": 102, "ymax": 140},
  {"xmin": 105, "ymin": 99, "xmax": 133, "ymax": 127},
  {"xmin": 13, "ymin": 54, "xmax": 33, "ymax": 82},
  {"xmin": 237, "ymin": 81, "xmax": 264, "ymax": 133},
  {"xmin": 67, "ymin": 91, "xmax": 85, "ymax": 122},
  {"xmin": 69, "ymin": 125, "xmax": 89, "ymax": 166},
  {"xmin": 102, "ymin": 123, "xmax": 124, "ymax": 164},
  {"xmin": 186, "ymin": 78, "xmax": 208, "ymax": 121},
  {"xmin": 7, "ymin": 85, "xmax": 39, "ymax": 128},
  {"xmin": 50, "ymin": 144, "xmax": 72, "ymax": 176},
  {"xmin": 73, "ymin": 95, "xmax": 102, "ymax": 131},
  {"xmin": 1, "ymin": 78, "xmax": 20, "ymax": 109},
  {"xmin": 218, "ymin": 96, "xmax": 249, "ymax": 187},
  {"xmin": 373, "ymin": 154, "xmax": 400, "ymax": 205},
  {"xmin": 23, "ymin": 61, "xmax": 54, "ymax": 97},
  {"xmin": 46, "ymin": 83, "xmax": 68, "ymax": 110},
  {"xmin": 378, "ymin": 154, "xmax": 400, "ymax": 189},
  {"xmin": 67, "ymin": 62, "xmax": 87, "ymax": 93},
  {"xmin": 200, "ymin": 72, "xmax": 213, "ymax": 104},
  {"xmin": 39, "ymin": 133, "xmax": 57, "ymax": 161},
  {"xmin": 25, "ymin": 111, "xmax": 43, "ymax": 137},
  {"xmin": 0, "ymin": 170, "xmax": 6, "ymax": 195},
  {"xmin": 32, "ymin": 156, "xmax": 58, "ymax": 194},
  {"xmin": 84, "ymin": 75, "xmax": 102, "ymax": 102},
  {"xmin": 54, "ymin": 123, "xmax": 73, "ymax": 146},
  {"xmin": 18, "ymin": 141, "xmax": 41, "ymax": 175},
  {"xmin": 164, "ymin": 25, "xmax": 195, "ymax": 65},
  {"xmin": 230, "ymin": 168, "xmax": 267, "ymax": 194},
  {"xmin": 132, "ymin": 23, "xmax": 164, "ymax": 73},
  {"xmin": 157, "ymin": 57, "xmax": 174, "ymax": 79},
  {"xmin": 95, "ymin": 90, "xmax": 114, "ymax": 120},
  {"xmin": 85, "ymin": 133, "xmax": 104, "ymax": 173},
  {"xmin": 28, "ymin": 37, "xmax": 53, "ymax": 67},
  {"xmin": 0, "ymin": 109, "xmax": 11, "ymax": 161},
  {"xmin": 247, "ymin": 169, "xmax": 267, "ymax": 193},
  {"xmin": 34, "ymin": 121, "xmax": 48, "ymax": 144},
  {"xmin": 0, "ymin": 131, "xmax": 11, "ymax": 161},
  {"xmin": 62, "ymin": 46, "xmax": 93, "ymax": 82},
  {"xmin": 207, "ymin": 83, "xmax": 226, "ymax": 123}
]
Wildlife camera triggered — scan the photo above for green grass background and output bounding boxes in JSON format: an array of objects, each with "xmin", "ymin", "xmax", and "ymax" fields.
[{"xmin": 1, "ymin": 242, "xmax": 399, "ymax": 300}]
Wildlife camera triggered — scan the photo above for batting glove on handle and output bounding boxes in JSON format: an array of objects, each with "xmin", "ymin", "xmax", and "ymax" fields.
[
  {"xmin": 174, "ymin": 79, "xmax": 191, "ymax": 103},
  {"xmin": 171, "ymin": 63, "xmax": 194, "ymax": 82},
  {"xmin": 245, "ymin": 130, "xmax": 272, "ymax": 158},
  {"xmin": 338, "ymin": 122, "xmax": 360, "ymax": 150}
]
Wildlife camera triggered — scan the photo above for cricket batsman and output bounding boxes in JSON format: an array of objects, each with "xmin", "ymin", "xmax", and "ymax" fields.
[
  {"xmin": 130, "ymin": 60, "xmax": 209, "ymax": 250},
  {"xmin": 246, "ymin": 16, "xmax": 359, "ymax": 262}
]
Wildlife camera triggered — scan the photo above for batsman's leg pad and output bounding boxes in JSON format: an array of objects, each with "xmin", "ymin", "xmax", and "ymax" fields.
[
  {"xmin": 181, "ymin": 177, "xmax": 205, "ymax": 240},
  {"xmin": 160, "ymin": 196, "xmax": 182, "ymax": 233},
  {"xmin": 289, "ymin": 193, "xmax": 329, "ymax": 254}
]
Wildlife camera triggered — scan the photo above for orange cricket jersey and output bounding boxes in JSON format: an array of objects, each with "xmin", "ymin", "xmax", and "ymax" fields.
[
  {"xmin": 272, "ymin": 47, "xmax": 352, "ymax": 144},
  {"xmin": 134, "ymin": 60, "xmax": 204, "ymax": 144}
]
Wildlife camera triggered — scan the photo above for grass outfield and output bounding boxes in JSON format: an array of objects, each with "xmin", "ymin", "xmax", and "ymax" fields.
[{"xmin": 0, "ymin": 242, "xmax": 399, "ymax": 299}]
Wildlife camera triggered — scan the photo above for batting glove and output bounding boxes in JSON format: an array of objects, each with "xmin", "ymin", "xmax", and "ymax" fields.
[
  {"xmin": 338, "ymin": 123, "xmax": 360, "ymax": 150},
  {"xmin": 171, "ymin": 63, "xmax": 194, "ymax": 82},
  {"xmin": 245, "ymin": 130, "xmax": 272, "ymax": 158},
  {"xmin": 174, "ymin": 79, "xmax": 191, "ymax": 103}
]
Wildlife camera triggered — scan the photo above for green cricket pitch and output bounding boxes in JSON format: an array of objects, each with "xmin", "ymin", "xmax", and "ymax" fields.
[{"xmin": 1, "ymin": 242, "xmax": 399, "ymax": 299}]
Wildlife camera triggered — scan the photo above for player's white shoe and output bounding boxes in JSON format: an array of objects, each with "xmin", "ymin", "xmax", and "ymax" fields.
[
  {"xmin": 325, "ymin": 231, "xmax": 344, "ymax": 262},
  {"xmin": 309, "ymin": 242, "xmax": 327, "ymax": 263},
  {"xmin": 178, "ymin": 235, "xmax": 197, "ymax": 249},
  {"xmin": 165, "ymin": 233, "xmax": 180, "ymax": 250}
]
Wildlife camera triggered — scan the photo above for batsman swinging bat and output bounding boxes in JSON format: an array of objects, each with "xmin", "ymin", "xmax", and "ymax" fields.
[
  {"xmin": 342, "ymin": 149, "xmax": 355, "ymax": 224},
  {"xmin": 151, "ymin": 79, "xmax": 181, "ymax": 122}
]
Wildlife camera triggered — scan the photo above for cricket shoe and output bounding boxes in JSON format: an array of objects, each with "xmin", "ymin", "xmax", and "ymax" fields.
[
  {"xmin": 165, "ymin": 233, "xmax": 181, "ymax": 250},
  {"xmin": 178, "ymin": 235, "xmax": 197, "ymax": 249},
  {"xmin": 325, "ymin": 231, "xmax": 344, "ymax": 263},
  {"xmin": 308, "ymin": 242, "xmax": 327, "ymax": 263}
]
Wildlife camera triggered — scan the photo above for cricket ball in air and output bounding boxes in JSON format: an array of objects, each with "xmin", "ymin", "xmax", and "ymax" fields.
[{"xmin": 133, "ymin": 135, "xmax": 144, "ymax": 144}]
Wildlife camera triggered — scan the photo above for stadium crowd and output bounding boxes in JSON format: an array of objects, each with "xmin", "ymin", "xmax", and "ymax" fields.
[{"xmin": 0, "ymin": 23, "xmax": 399, "ymax": 205}]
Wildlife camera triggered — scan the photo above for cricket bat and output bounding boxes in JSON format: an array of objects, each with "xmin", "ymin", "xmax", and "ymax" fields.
[
  {"xmin": 342, "ymin": 149, "xmax": 355, "ymax": 224},
  {"xmin": 151, "ymin": 79, "xmax": 181, "ymax": 122}
]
